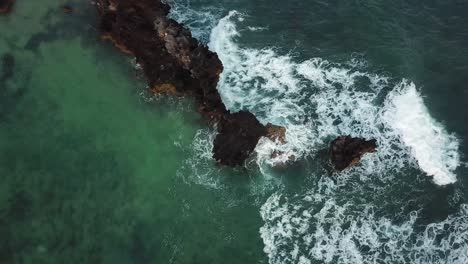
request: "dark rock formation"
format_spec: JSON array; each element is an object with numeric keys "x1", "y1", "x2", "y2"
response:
[
  {"x1": 0, "y1": 0, "x2": 14, "y2": 14},
  {"x1": 330, "y1": 136, "x2": 377, "y2": 171},
  {"x1": 213, "y1": 111, "x2": 267, "y2": 166},
  {"x1": 63, "y1": 5, "x2": 73, "y2": 14},
  {"x1": 95, "y1": 0, "x2": 285, "y2": 166},
  {"x1": 96, "y1": 0, "x2": 226, "y2": 117}
]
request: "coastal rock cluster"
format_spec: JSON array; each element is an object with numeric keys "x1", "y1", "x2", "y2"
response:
[
  {"x1": 94, "y1": 0, "x2": 377, "y2": 169},
  {"x1": 95, "y1": 0, "x2": 284, "y2": 166},
  {"x1": 0, "y1": 0, "x2": 14, "y2": 14}
]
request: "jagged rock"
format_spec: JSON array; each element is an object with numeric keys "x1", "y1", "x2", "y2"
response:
[
  {"x1": 96, "y1": 0, "x2": 226, "y2": 117},
  {"x1": 0, "y1": 0, "x2": 14, "y2": 14},
  {"x1": 213, "y1": 111, "x2": 267, "y2": 166},
  {"x1": 330, "y1": 136, "x2": 377, "y2": 171},
  {"x1": 95, "y1": 0, "x2": 286, "y2": 167},
  {"x1": 266, "y1": 123, "x2": 286, "y2": 143},
  {"x1": 63, "y1": 5, "x2": 73, "y2": 14}
]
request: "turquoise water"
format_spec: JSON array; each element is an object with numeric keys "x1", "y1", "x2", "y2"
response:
[{"x1": 1, "y1": 0, "x2": 468, "y2": 263}]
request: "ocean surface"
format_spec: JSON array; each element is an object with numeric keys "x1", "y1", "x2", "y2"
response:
[{"x1": 1, "y1": 0, "x2": 468, "y2": 263}]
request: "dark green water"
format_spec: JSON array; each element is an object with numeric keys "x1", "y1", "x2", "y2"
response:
[{"x1": 1, "y1": 0, "x2": 468, "y2": 263}]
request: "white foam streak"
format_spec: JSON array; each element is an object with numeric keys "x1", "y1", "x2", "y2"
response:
[
  {"x1": 383, "y1": 82, "x2": 460, "y2": 185},
  {"x1": 261, "y1": 192, "x2": 468, "y2": 264},
  {"x1": 176, "y1": 128, "x2": 224, "y2": 189}
]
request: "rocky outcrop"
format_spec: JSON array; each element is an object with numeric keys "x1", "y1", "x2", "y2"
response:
[
  {"x1": 266, "y1": 123, "x2": 286, "y2": 143},
  {"x1": 96, "y1": 0, "x2": 226, "y2": 117},
  {"x1": 330, "y1": 136, "x2": 377, "y2": 171},
  {"x1": 63, "y1": 5, "x2": 73, "y2": 14},
  {"x1": 0, "y1": 0, "x2": 14, "y2": 14},
  {"x1": 213, "y1": 111, "x2": 267, "y2": 166},
  {"x1": 95, "y1": 0, "x2": 285, "y2": 166}
]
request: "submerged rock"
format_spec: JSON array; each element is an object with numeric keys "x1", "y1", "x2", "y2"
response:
[
  {"x1": 95, "y1": 0, "x2": 285, "y2": 166},
  {"x1": 0, "y1": 0, "x2": 14, "y2": 14},
  {"x1": 1, "y1": 53, "x2": 14, "y2": 82},
  {"x1": 63, "y1": 5, "x2": 73, "y2": 14},
  {"x1": 330, "y1": 136, "x2": 377, "y2": 171}
]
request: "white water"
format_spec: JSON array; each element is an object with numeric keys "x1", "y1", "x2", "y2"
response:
[
  {"x1": 260, "y1": 189, "x2": 468, "y2": 264},
  {"x1": 383, "y1": 82, "x2": 460, "y2": 185},
  {"x1": 167, "y1": 4, "x2": 466, "y2": 264},
  {"x1": 208, "y1": 11, "x2": 460, "y2": 185},
  {"x1": 167, "y1": 1, "x2": 222, "y2": 43}
]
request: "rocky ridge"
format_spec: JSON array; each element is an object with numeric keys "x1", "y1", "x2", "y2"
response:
[
  {"x1": 95, "y1": 0, "x2": 285, "y2": 166},
  {"x1": 94, "y1": 0, "x2": 377, "y2": 170}
]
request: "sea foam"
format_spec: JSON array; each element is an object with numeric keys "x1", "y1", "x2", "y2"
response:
[
  {"x1": 209, "y1": 11, "x2": 460, "y2": 185},
  {"x1": 260, "y1": 190, "x2": 468, "y2": 264},
  {"x1": 166, "y1": 4, "x2": 466, "y2": 264}
]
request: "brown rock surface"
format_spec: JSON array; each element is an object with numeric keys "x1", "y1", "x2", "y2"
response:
[
  {"x1": 0, "y1": 0, "x2": 14, "y2": 14},
  {"x1": 266, "y1": 123, "x2": 286, "y2": 143},
  {"x1": 63, "y1": 5, "x2": 73, "y2": 14},
  {"x1": 213, "y1": 111, "x2": 268, "y2": 166},
  {"x1": 330, "y1": 136, "x2": 377, "y2": 171},
  {"x1": 95, "y1": 0, "x2": 285, "y2": 166}
]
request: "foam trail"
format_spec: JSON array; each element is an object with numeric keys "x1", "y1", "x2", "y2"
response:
[
  {"x1": 176, "y1": 128, "x2": 224, "y2": 189},
  {"x1": 260, "y1": 191, "x2": 468, "y2": 264},
  {"x1": 383, "y1": 81, "x2": 460, "y2": 185}
]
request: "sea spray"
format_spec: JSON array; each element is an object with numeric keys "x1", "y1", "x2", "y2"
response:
[{"x1": 383, "y1": 81, "x2": 460, "y2": 185}]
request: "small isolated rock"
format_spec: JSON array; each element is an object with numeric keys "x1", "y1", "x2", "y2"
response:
[
  {"x1": 63, "y1": 5, "x2": 73, "y2": 14},
  {"x1": 330, "y1": 136, "x2": 377, "y2": 171}
]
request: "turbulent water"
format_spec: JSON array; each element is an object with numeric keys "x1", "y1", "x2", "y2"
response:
[
  {"x1": 170, "y1": 1, "x2": 468, "y2": 263},
  {"x1": 1, "y1": 0, "x2": 468, "y2": 263}
]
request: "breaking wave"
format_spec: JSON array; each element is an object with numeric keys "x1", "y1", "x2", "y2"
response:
[
  {"x1": 167, "y1": 4, "x2": 466, "y2": 264},
  {"x1": 208, "y1": 11, "x2": 460, "y2": 185},
  {"x1": 383, "y1": 82, "x2": 460, "y2": 185}
]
